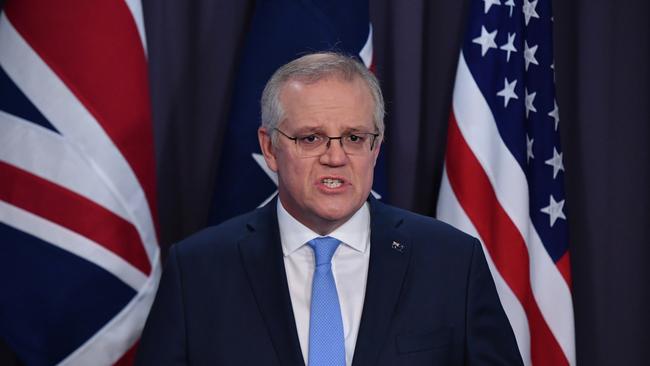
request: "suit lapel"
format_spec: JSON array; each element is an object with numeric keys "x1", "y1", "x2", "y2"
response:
[
  {"x1": 238, "y1": 202, "x2": 305, "y2": 366},
  {"x1": 352, "y1": 198, "x2": 412, "y2": 366}
]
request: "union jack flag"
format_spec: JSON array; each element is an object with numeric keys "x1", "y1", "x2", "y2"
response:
[
  {"x1": 0, "y1": 0, "x2": 160, "y2": 364},
  {"x1": 436, "y1": 0, "x2": 575, "y2": 364}
]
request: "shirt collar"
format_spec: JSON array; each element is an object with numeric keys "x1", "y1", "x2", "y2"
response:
[{"x1": 277, "y1": 198, "x2": 370, "y2": 256}]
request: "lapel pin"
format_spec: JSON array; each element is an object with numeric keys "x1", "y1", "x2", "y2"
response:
[{"x1": 391, "y1": 241, "x2": 405, "y2": 253}]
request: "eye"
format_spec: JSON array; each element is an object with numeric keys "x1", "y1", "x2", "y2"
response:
[
  {"x1": 346, "y1": 134, "x2": 365, "y2": 144},
  {"x1": 298, "y1": 134, "x2": 322, "y2": 144}
]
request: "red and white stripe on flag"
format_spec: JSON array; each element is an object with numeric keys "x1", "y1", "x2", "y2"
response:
[
  {"x1": 0, "y1": 0, "x2": 160, "y2": 364},
  {"x1": 436, "y1": 0, "x2": 575, "y2": 365}
]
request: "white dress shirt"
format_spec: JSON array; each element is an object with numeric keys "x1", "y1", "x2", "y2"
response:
[{"x1": 277, "y1": 199, "x2": 371, "y2": 366}]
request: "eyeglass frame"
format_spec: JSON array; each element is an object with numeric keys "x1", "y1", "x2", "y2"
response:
[{"x1": 273, "y1": 128, "x2": 381, "y2": 156}]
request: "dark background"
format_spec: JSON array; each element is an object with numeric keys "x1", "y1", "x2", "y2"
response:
[{"x1": 1, "y1": 0, "x2": 648, "y2": 365}]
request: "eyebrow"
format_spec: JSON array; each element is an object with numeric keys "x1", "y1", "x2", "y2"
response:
[
  {"x1": 346, "y1": 125, "x2": 374, "y2": 132},
  {"x1": 290, "y1": 125, "x2": 321, "y2": 134},
  {"x1": 289, "y1": 124, "x2": 374, "y2": 135}
]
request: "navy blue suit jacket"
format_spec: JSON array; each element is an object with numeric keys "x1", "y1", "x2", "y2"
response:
[{"x1": 136, "y1": 198, "x2": 523, "y2": 365}]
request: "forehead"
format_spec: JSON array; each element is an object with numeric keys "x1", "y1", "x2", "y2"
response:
[{"x1": 278, "y1": 76, "x2": 375, "y2": 132}]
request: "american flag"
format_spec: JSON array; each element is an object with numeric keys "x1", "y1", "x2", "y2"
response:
[
  {"x1": 0, "y1": 0, "x2": 160, "y2": 364},
  {"x1": 436, "y1": 0, "x2": 575, "y2": 365}
]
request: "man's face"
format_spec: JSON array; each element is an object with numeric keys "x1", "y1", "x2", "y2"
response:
[{"x1": 258, "y1": 76, "x2": 381, "y2": 234}]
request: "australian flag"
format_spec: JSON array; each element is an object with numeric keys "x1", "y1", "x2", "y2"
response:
[{"x1": 209, "y1": 0, "x2": 387, "y2": 224}]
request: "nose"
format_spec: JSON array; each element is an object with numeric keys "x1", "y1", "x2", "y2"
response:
[{"x1": 320, "y1": 138, "x2": 348, "y2": 166}]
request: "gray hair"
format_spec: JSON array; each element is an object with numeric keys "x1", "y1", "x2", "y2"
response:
[{"x1": 261, "y1": 52, "x2": 385, "y2": 145}]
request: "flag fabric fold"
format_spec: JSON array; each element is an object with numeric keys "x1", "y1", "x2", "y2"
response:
[
  {"x1": 436, "y1": 0, "x2": 575, "y2": 365},
  {"x1": 0, "y1": 0, "x2": 160, "y2": 364},
  {"x1": 209, "y1": 0, "x2": 387, "y2": 225}
]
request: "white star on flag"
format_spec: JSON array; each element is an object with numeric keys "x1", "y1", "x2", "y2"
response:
[
  {"x1": 525, "y1": 88, "x2": 537, "y2": 118},
  {"x1": 551, "y1": 62, "x2": 557, "y2": 81},
  {"x1": 548, "y1": 99, "x2": 560, "y2": 130},
  {"x1": 496, "y1": 78, "x2": 518, "y2": 107},
  {"x1": 524, "y1": 41, "x2": 539, "y2": 71},
  {"x1": 252, "y1": 153, "x2": 279, "y2": 207},
  {"x1": 472, "y1": 26, "x2": 498, "y2": 56},
  {"x1": 500, "y1": 32, "x2": 517, "y2": 62},
  {"x1": 505, "y1": 0, "x2": 515, "y2": 17},
  {"x1": 526, "y1": 135, "x2": 535, "y2": 163},
  {"x1": 483, "y1": 0, "x2": 501, "y2": 14},
  {"x1": 540, "y1": 195, "x2": 566, "y2": 227},
  {"x1": 523, "y1": 0, "x2": 540, "y2": 25},
  {"x1": 545, "y1": 147, "x2": 565, "y2": 179}
]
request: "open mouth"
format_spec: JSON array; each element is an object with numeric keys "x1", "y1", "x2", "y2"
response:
[{"x1": 322, "y1": 177, "x2": 343, "y2": 189}]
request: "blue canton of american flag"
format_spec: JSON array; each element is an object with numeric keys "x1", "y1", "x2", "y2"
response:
[{"x1": 436, "y1": 0, "x2": 575, "y2": 365}]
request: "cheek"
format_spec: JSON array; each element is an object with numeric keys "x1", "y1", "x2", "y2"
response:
[
  {"x1": 280, "y1": 160, "x2": 312, "y2": 189},
  {"x1": 357, "y1": 159, "x2": 376, "y2": 183}
]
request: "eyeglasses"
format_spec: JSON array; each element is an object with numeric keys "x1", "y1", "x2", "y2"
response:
[{"x1": 274, "y1": 128, "x2": 380, "y2": 157}]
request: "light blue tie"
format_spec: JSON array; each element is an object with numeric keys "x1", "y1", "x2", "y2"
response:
[{"x1": 307, "y1": 236, "x2": 345, "y2": 366}]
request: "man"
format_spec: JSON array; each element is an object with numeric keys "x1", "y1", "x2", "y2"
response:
[{"x1": 136, "y1": 53, "x2": 523, "y2": 365}]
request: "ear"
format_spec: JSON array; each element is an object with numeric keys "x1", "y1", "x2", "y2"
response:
[{"x1": 258, "y1": 127, "x2": 279, "y2": 172}]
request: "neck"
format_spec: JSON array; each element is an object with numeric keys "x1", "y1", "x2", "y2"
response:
[{"x1": 297, "y1": 211, "x2": 348, "y2": 237}]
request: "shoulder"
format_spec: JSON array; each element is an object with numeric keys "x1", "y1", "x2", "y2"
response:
[
  {"x1": 375, "y1": 200, "x2": 477, "y2": 244},
  {"x1": 170, "y1": 206, "x2": 266, "y2": 259},
  {"x1": 372, "y1": 199, "x2": 480, "y2": 258}
]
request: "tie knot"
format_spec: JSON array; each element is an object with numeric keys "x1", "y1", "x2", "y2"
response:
[{"x1": 308, "y1": 236, "x2": 340, "y2": 266}]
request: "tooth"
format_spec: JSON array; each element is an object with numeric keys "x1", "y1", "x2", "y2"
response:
[{"x1": 322, "y1": 178, "x2": 342, "y2": 188}]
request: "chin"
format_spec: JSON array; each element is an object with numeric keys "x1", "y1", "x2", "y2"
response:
[{"x1": 315, "y1": 202, "x2": 357, "y2": 222}]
